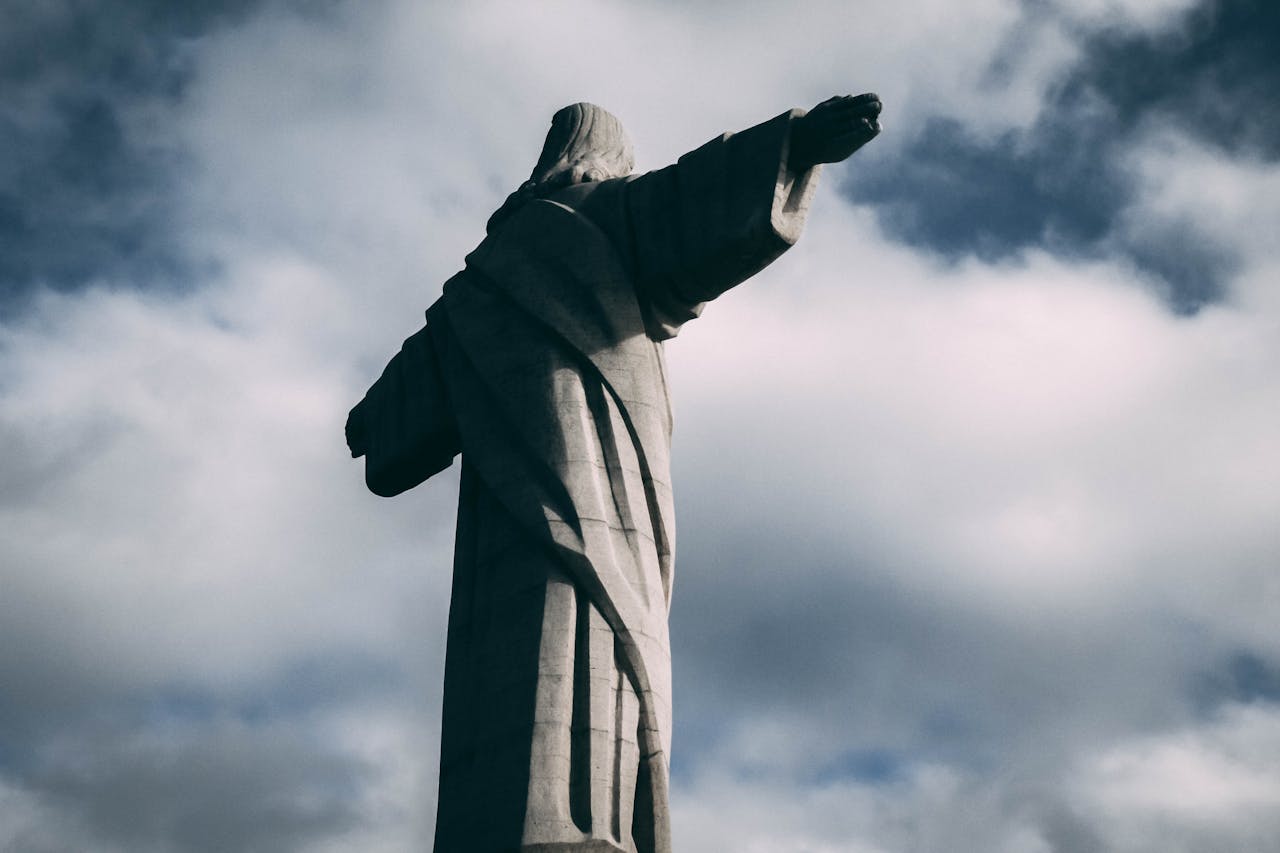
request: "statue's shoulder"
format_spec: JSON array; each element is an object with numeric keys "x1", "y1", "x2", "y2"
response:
[
  {"x1": 546, "y1": 177, "x2": 628, "y2": 214},
  {"x1": 466, "y1": 192, "x2": 624, "y2": 284},
  {"x1": 476, "y1": 185, "x2": 626, "y2": 259},
  {"x1": 545, "y1": 178, "x2": 633, "y2": 250}
]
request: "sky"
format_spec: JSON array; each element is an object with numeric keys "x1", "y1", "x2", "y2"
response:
[{"x1": 1, "y1": 0, "x2": 1278, "y2": 850}]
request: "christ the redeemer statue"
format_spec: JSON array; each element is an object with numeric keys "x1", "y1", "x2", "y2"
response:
[{"x1": 346, "y1": 93, "x2": 882, "y2": 853}]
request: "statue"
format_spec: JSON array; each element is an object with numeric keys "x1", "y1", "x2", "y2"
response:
[{"x1": 346, "y1": 93, "x2": 882, "y2": 853}]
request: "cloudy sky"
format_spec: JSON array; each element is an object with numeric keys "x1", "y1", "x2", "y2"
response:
[{"x1": 2, "y1": 0, "x2": 1278, "y2": 850}]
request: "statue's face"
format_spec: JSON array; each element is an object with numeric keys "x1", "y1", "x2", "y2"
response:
[
  {"x1": 565, "y1": 153, "x2": 632, "y2": 185},
  {"x1": 532, "y1": 151, "x2": 632, "y2": 194}
]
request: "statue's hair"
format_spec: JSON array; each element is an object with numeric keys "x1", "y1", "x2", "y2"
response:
[
  {"x1": 487, "y1": 103, "x2": 634, "y2": 233},
  {"x1": 530, "y1": 102, "x2": 634, "y2": 185}
]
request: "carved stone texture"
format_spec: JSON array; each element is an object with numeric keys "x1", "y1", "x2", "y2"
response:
[{"x1": 348, "y1": 95, "x2": 879, "y2": 853}]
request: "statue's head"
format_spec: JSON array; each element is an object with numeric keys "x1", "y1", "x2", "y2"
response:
[
  {"x1": 529, "y1": 102, "x2": 635, "y2": 189},
  {"x1": 487, "y1": 103, "x2": 634, "y2": 234}
]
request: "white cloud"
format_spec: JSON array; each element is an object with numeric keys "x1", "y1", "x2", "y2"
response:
[
  {"x1": 1067, "y1": 704, "x2": 1280, "y2": 851},
  {"x1": 1124, "y1": 129, "x2": 1280, "y2": 310},
  {"x1": 670, "y1": 194, "x2": 1280, "y2": 616},
  {"x1": 0, "y1": 271, "x2": 455, "y2": 684},
  {"x1": 668, "y1": 705, "x2": 1280, "y2": 852},
  {"x1": 672, "y1": 756, "x2": 1058, "y2": 853}
]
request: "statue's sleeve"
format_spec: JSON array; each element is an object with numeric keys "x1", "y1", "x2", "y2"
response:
[
  {"x1": 612, "y1": 109, "x2": 821, "y2": 340},
  {"x1": 346, "y1": 299, "x2": 461, "y2": 497}
]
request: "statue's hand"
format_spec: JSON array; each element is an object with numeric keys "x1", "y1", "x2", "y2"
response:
[
  {"x1": 789, "y1": 93, "x2": 882, "y2": 172},
  {"x1": 346, "y1": 401, "x2": 369, "y2": 458}
]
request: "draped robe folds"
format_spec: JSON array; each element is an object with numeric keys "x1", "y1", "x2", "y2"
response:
[{"x1": 347, "y1": 110, "x2": 819, "y2": 853}]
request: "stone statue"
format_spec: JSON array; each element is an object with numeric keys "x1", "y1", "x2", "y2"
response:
[{"x1": 346, "y1": 93, "x2": 882, "y2": 853}]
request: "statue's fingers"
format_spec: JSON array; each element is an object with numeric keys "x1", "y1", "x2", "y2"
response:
[
  {"x1": 838, "y1": 113, "x2": 881, "y2": 133},
  {"x1": 830, "y1": 119, "x2": 880, "y2": 145},
  {"x1": 827, "y1": 96, "x2": 881, "y2": 120},
  {"x1": 849, "y1": 97, "x2": 882, "y2": 118},
  {"x1": 825, "y1": 94, "x2": 861, "y2": 107},
  {"x1": 814, "y1": 94, "x2": 852, "y2": 112},
  {"x1": 822, "y1": 92, "x2": 879, "y2": 108}
]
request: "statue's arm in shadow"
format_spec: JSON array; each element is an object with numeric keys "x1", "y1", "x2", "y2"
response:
[{"x1": 568, "y1": 93, "x2": 882, "y2": 341}]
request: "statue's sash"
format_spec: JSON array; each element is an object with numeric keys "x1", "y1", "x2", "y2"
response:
[
  {"x1": 462, "y1": 198, "x2": 672, "y2": 447},
  {"x1": 454, "y1": 197, "x2": 674, "y2": 567}
]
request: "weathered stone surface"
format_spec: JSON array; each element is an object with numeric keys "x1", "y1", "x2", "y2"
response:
[{"x1": 348, "y1": 95, "x2": 881, "y2": 852}]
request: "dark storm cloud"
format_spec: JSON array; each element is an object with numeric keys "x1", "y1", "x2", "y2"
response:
[
  {"x1": 811, "y1": 748, "x2": 907, "y2": 785},
  {"x1": 845, "y1": 0, "x2": 1280, "y2": 313},
  {"x1": 0, "y1": 1, "x2": 271, "y2": 313},
  {"x1": 32, "y1": 721, "x2": 370, "y2": 853},
  {"x1": 1076, "y1": 0, "x2": 1280, "y2": 160},
  {"x1": 1192, "y1": 650, "x2": 1280, "y2": 713}
]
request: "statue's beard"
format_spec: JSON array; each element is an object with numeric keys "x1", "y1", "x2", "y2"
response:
[{"x1": 533, "y1": 154, "x2": 632, "y2": 190}]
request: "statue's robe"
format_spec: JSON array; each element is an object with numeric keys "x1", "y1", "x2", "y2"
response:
[{"x1": 348, "y1": 111, "x2": 819, "y2": 853}]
